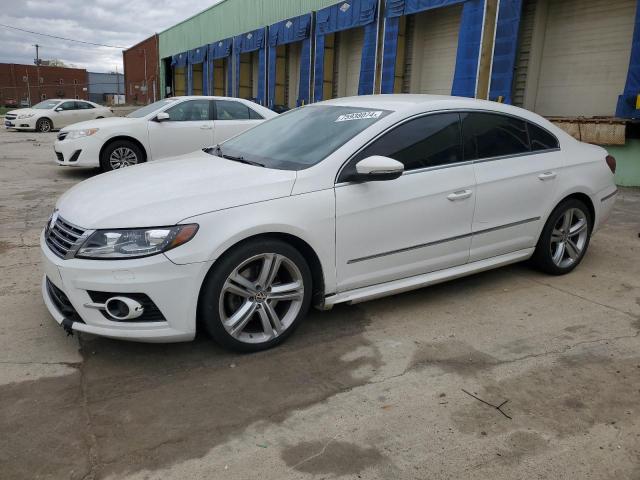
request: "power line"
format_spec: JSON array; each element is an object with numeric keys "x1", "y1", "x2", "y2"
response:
[{"x1": 0, "y1": 23, "x2": 127, "y2": 49}]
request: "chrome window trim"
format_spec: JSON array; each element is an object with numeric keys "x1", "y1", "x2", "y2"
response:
[
  {"x1": 347, "y1": 216, "x2": 541, "y2": 264},
  {"x1": 334, "y1": 108, "x2": 561, "y2": 185}
]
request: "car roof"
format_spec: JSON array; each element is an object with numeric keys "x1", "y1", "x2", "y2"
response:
[{"x1": 315, "y1": 94, "x2": 554, "y2": 126}]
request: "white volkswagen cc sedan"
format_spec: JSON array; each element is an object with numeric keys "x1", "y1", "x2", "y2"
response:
[
  {"x1": 5, "y1": 99, "x2": 113, "y2": 132},
  {"x1": 41, "y1": 95, "x2": 618, "y2": 352},
  {"x1": 53, "y1": 96, "x2": 276, "y2": 171}
]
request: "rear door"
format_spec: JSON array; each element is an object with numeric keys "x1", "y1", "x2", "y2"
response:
[
  {"x1": 147, "y1": 99, "x2": 215, "y2": 160},
  {"x1": 212, "y1": 99, "x2": 263, "y2": 144},
  {"x1": 75, "y1": 101, "x2": 98, "y2": 122},
  {"x1": 465, "y1": 112, "x2": 562, "y2": 261}
]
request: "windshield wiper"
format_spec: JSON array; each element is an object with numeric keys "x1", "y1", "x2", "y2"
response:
[{"x1": 205, "y1": 144, "x2": 265, "y2": 167}]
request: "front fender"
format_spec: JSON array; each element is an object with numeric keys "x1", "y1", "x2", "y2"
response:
[{"x1": 164, "y1": 189, "x2": 337, "y2": 294}]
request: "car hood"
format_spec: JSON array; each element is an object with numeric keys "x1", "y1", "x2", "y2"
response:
[
  {"x1": 56, "y1": 150, "x2": 297, "y2": 229},
  {"x1": 60, "y1": 116, "x2": 132, "y2": 132},
  {"x1": 6, "y1": 108, "x2": 35, "y2": 116}
]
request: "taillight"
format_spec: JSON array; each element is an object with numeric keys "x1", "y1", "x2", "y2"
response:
[{"x1": 605, "y1": 155, "x2": 617, "y2": 174}]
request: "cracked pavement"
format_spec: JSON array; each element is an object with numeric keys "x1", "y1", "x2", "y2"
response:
[{"x1": 1, "y1": 127, "x2": 639, "y2": 479}]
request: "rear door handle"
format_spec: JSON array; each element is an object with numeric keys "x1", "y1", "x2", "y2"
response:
[
  {"x1": 538, "y1": 171, "x2": 557, "y2": 181},
  {"x1": 200, "y1": 124, "x2": 213, "y2": 130},
  {"x1": 447, "y1": 189, "x2": 473, "y2": 201}
]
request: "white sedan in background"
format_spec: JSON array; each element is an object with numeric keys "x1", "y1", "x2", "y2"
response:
[
  {"x1": 5, "y1": 99, "x2": 113, "y2": 132},
  {"x1": 41, "y1": 95, "x2": 617, "y2": 352},
  {"x1": 53, "y1": 96, "x2": 276, "y2": 171}
]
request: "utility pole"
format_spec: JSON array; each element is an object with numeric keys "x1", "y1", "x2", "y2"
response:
[
  {"x1": 143, "y1": 48, "x2": 148, "y2": 104},
  {"x1": 116, "y1": 64, "x2": 121, "y2": 103},
  {"x1": 34, "y1": 44, "x2": 41, "y2": 102}
]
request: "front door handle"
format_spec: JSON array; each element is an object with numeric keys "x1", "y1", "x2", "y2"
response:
[
  {"x1": 538, "y1": 171, "x2": 557, "y2": 181},
  {"x1": 447, "y1": 189, "x2": 473, "y2": 201},
  {"x1": 200, "y1": 124, "x2": 213, "y2": 130}
]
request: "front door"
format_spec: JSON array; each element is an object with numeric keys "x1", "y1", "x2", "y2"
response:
[
  {"x1": 53, "y1": 101, "x2": 79, "y2": 128},
  {"x1": 335, "y1": 113, "x2": 476, "y2": 292},
  {"x1": 461, "y1": 112, "x2": 561, "y2": 261},
  {"x1": 147, "y1": 99, "x2": 215, "y2": 160}
]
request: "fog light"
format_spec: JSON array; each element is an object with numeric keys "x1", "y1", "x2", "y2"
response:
[{"x1": 104, "y1": 296, "x2": 144, "y2": 321}]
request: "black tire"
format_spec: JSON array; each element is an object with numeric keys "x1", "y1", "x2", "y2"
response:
[
  {"x1": 36, "y1": 118, "x2": 52, "y2": 133},
  {"x1": 531, "y1": 198, "x2": 592, "y2": 275},
  {"x1": 100, "y1": 140, "x2": 145, "y2": 172},
  {"x1": 199, "y1": 239, "x2": 313, "y2": 353}
]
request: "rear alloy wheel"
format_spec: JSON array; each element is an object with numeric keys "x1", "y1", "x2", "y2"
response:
[
  {"x1": 532, "y1": 199, "x2": 592, "y2": 275},
  {"x1": 200, "y1": 239, "x2": 312, "y2": 352},
  {"x1": 36, "y1": 118, "x2": 52, "y2": 133},
  {"x1": 100, "y1": 140, "x2": 144, "y2": 171}
]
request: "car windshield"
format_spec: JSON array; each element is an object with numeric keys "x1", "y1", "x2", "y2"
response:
[
  {"x1": 32, "y1": 100, "x2": 61, "y2": 110},
  {"x1": 127, "y1": 99, "x2": 179, "y2": 118},
  {"x1": 210, "y1": 105, "x2": 391, "y2": 170}
]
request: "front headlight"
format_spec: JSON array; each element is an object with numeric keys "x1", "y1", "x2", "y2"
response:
[
  {"x1": 76, "y1": 224, "x2": 199, "y2": 259},
  {"x1": 66, "y1": 128, "x2": 100, "y2": 140},
  {"x1": 17, "y1": 113, "x2": 35, "y2": 119}
]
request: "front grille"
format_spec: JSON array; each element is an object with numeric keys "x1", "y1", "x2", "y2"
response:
[
  {"x1": 87, "y1": 291, "x2": 166, "y2": 323},
  {"x1": 57, "y1": 132, "x2": 68, "y2": 141},
  {"x1": 5, "y1": 113, "x2": 17, "y2": 121},
  {"x1": 46, "y1": 277, "x2": 84, "y2": 323},
  {"x1": 45, "y1": 215, "x2": 87, "y2": 259},
  {"x1": 55, "y1": 151, "x2": 64, "y2": 162}
]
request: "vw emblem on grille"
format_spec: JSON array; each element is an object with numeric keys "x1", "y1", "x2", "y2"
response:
[
  {"x1": 286, "y1": 21, "x2": 293, "y2": 28},
  {"x1": 49, "y1": 211, "x2": 59, "y2": 231},
  {"x1": 340, "y1": 2, "x2": 351, "y2": 12},
  {"x1": 247, "y1": 33, "x2": 253, "y2": 39}
]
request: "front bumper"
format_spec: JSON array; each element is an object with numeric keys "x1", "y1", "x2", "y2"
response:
[
  {"x1": 40, "y1": 231, "x2": 213, "y2": 342},
  {"x1": 5, "y1": 116, "x2": 36, "y2": 130},
  {"x1": 54, "y1": 135, "x2": 102, "y2": 167}
]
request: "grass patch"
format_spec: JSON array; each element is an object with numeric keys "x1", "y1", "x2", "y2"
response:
[{"x1": 0, "y1": 106, "x2": 12, "y2": 116}]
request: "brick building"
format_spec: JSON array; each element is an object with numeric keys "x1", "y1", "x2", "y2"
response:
[
  {"x1": 0, "y1": 63, "x2": 88, "y2": 107},
  {"x1": 123, "y1": 34, "x2": 160, "y2": 105}
]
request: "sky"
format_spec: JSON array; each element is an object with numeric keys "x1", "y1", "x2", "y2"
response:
[{"x1": 0, "y1": 0, "x2": 222, "y2": 73}]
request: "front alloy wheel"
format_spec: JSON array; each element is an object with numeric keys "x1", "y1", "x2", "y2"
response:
[
  {"x1": 100, "y1": 140, "x2": 144, "y2": 172},
  {"x1": 109, "y1": 147, "x2": 138, "y2": 169},
  {"x1": 200, "y1": 239, "x2": 312, "y2": 352}
]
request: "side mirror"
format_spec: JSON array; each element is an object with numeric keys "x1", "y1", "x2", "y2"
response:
[
  {"x1": 54, "y1": 107, "x2": 63, "y2": 112},
  {"x1": 155, "y1": 112, "x2": 170, "y2": 122},
  {"x1": 351, "y1": 156, "x2": 404, "y2": 182}
]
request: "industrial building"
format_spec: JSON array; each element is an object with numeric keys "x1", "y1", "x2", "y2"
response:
[
  {"x1": 87, "y1": 72, "x2": 124, "y2": 105},
  {"x1": 123, "y1": 34, "x2": 160, "y2": 104},
  {"x1": 0, "y1": 63, "x2": 88, "y2": 107},
  {"x1": 139, "y1": 0, "x2": 639, "y2": 184}
]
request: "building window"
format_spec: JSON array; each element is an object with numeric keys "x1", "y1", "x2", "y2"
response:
[
  {"x1": 41, "y1": 93, "x2": 47, "y2": 100},
  {"x1": 39, "y1": 77, "x2": 44, "y2": 84},
  {"x1": 75, "y1": 95, "x2": 79, "y2": 99},
  {"x1": 73, "y1": 79, "x2": 78, "y2": 85},
  {"x1": 59, "y1": 78, "x2": 64, "y2": 85}
]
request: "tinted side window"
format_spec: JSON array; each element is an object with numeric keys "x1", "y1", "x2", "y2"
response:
[
  {"x1": 165, "y1": 100, "x2": 212, "y2": 121},
  {"x1": 528, "y1": 122, "x2": 559, "y2": 151},
  {"x1": 349, "y1": 113, "x2": 463, "y2": 174},
  {"x1": 76, "y1": 101, "x2": 94, "y2": 109},
  {"x1": 248, "y1": 108, "x2": 263, "y2": 120},
  {"x1": 462, "y1": 112, "x2": 529, "y2": 160},
  {"x1": 216, "y1": 100, "x2": 250, "y2": 120},
  {"x1": 60, "y1": 101, "x2": 76, "y2": 110}
]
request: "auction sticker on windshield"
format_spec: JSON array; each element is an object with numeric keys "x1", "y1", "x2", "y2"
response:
[{"x1": 335, "y1": 111, "x2": 383, "y2": 122}]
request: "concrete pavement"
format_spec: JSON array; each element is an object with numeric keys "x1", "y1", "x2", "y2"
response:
[{"x1": 0, "y1": 127, "x2": 639, "y2": 479}]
